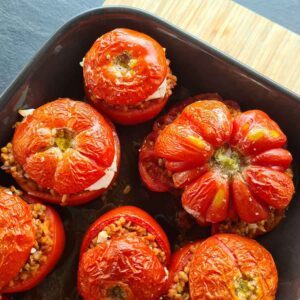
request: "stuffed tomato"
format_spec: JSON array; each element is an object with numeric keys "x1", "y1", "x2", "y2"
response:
[
  {"x1": 78, "y1": 206, "x2": 170, "y2": 300},
  {"x1": 0, "y1": 186, "x2": 65, "y2": 294},
  {"x1": 139, "y1": 93, "x2": 294, "y2": 237},
  {"x1": 1, "y1": 98, "x2": 120, "y2": 206},
  {"x1": 166, "y1": 234, "x2": 277, "y2": 299},
  {"x1": 82, "y1": 28, "x2": 177, "y2": 125}
]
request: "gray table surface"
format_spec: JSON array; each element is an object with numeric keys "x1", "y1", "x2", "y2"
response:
[{"x1": 0, "y1": 0, "x2": 299, "y2": 95}]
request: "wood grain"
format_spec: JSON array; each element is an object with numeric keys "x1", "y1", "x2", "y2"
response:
[{"x1": 104, "y1": 0, "x2": 300, "y2": 95}]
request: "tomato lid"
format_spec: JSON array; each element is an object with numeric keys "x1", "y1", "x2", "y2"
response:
[
  {"x1": 0, "y1": 188, "x2": 35, "y2": 290},
  {"x1": 83, "y1": 28, "x2": 168, "y2": 105},
  {"x1": 12, "y1": 99, "x2": 116, "y2": 195}
]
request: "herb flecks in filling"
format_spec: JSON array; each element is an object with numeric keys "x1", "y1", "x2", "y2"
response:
[
  {"x1": 213, "y1": 146, "x2": 242, "y2": 178},
  {"x1": 233, "y1": 273, "x2": 259, "y2": 300},
  {"x1": 89, "y1": 216, "x2": 166, "y2": 264},
  {"x1": 107, "y1": 285, "x2": 127, "y2": 300},
  {"x1": 54, "y1": 128, "x2": 75, "y2": 152}
]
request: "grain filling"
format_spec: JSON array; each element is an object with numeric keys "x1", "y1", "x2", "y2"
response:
[
  {"x1": 89, "y1": 216, "x2": 166, "y2": 264},
  {"x1": 6, "y1": 200, "x2": 53, "y2": 287}
]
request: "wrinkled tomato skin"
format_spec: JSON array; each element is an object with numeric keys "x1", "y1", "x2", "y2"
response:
[
  {"x1": 243, "y1": 166, "x2": 295, "y2": 209},
  {"x1": 11, "y1": 98, "x2": 120, "y2": 205},
  {"x1": 189, "y1": 234, "x2": 278, "y2": 299},
  {"x1": 91, "y1": 94, "x2": 169, "y2": 125},
  {"x1": 80, "y1": 206, "x2": 170, "y2": 265},
  {"x1": 2, "y1": 195, "x2": 65, "y2": 293},
  {"x1": 83, "y1": 28, "x2": 167, "y2": 106},
  {"x1": 83, "y1": 28, "x2": 171, "y2": 125},
  {"x1": 78, "y1": 237, "x2": 168, "y2": 300},
  {"x1": 0, "y1": 188, "x2": 35, "y2": 291}
]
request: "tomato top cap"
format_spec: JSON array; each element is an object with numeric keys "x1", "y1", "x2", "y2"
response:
[
  {"x1": 0, "y1": 188, "x2": 35, "y2": 290},
  {"x1": 83, "y1": 28, "x2": 168, "y2": 105},
  {"x1": 12, "y1": 98, "x2": 117, "y2": 195}
]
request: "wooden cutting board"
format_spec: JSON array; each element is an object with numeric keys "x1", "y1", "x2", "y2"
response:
[{"x1": 104, "y1": 0, "x2": 300, "y2": 96}]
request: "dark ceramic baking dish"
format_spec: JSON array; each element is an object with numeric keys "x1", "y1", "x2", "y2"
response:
[{"x1": 1, "y1": 6, "x2": 300, "y2": 300}]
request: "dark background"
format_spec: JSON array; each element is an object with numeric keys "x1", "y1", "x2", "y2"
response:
[{"x1": 0, "y1": 0, "x2": 299, "y2": 95}]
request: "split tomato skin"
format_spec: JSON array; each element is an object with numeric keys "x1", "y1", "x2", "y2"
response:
[
  {"x1": 11, "y1": 98, "x2": 120, "y2": 205},
  {"x1": 78, "y1": 236, "x2": 168, "y2": 300},
  {"x1": 80, "y1": 206, "x2": 170, "y2": 264},
  {"x1": 0, "y1": 188, "x2": 35, "y2": 291},
  {"x1": 139, "y1": 94, "x2": 295, "y2": 232},
  {"x1": 189, "y1": 234, "x2": 278, "y2": 299}
]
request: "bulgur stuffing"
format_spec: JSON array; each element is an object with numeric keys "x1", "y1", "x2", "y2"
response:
[
  {"x1": 96, "y1": 62, "x2": 177, "y2": 112},
  {"x1": 216, "y1": 208, "x2": 285, "y2": 238},
  {"x1": 7, "y1": 202, "x2": 53, "y2": 287},
  {"x1": 167, "y1": 244, "x2": 198, "y2": 300},
  {"x1": 89, "y1": 216, "x2": 166, "y2": 264},
  {"x1": 1, "y1": 143, "x2": 68, "y2": 204},
  {"x1": 233, "y1": 274, "x2": 259, "y2": 300},
  {"x1": 122, "y1": 185, "x2": 131, "y2": 195}
]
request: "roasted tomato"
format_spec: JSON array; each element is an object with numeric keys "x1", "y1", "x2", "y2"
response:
[
  {"x1": 139, "y1": 93, "x2": 295, "y2": 237},
  {"x1": 83, "y1": 28, "x2": 177, "y2": 125},
  {"x1": 1, "y1": 98, "x2": 120, "y2": 206},
  {"x1": 166, "y1": 241, "x2": 203, "y2": 299},
  {"x1": 189, "y1": 234, "x2": 277, "y2": 299},
  {"x1": 78, "y1": 206, "x2": 170, "y2": 300},
  {"x1": 0, "y1": 187, "x2": 65, "y2": 294}
]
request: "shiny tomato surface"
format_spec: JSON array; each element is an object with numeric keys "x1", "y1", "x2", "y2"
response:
[
  {"x1": 2, "y1": 195, "x2": 65, "y2": 293},
  {"x1": 12, "y1": 98, "x2": 120, "y2": 205},
  {"x1": 84, "y1": 28, "x2": 167, "y2": 106},
  {"x1": 83, "y1": 28, "x2": 174, "y2": 125},
  {"x1": 78, "y1": 206, "x2": 170, "y2": 300},
  {"x1": 0, "y1": 188, "x2": 35, "y2": 290},
  {"x1": 189, "y1": 234, "x2": 278, "y2": 299},
  {"x1": 139, "y1": 94, "x2": 294, "y2": 228},
  {"x1": 80, "y1": 206, "x2": 170, "y2": 263}
]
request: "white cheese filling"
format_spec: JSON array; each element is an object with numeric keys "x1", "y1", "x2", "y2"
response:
[
  {"x1": 79, "y1": 57, "x2": 85, "y2": 67},
  {"x1": 85, "y1": 147, "x2": 118, "y2": 191},
  {"x1": 145, "y1": 78, "x2": 167, "y2": 101},
  {"x1": 18, "y1": 108, "x2": 35, "y2": 117}
]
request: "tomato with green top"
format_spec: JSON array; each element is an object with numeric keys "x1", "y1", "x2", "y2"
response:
[{"x1": 139, "y1": 93, "x2": 294, "y2": 237}]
